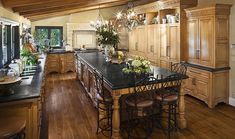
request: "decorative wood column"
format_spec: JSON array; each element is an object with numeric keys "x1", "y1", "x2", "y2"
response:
[
  {"x1": 178, "y1": 81, "x2": 187, "y2": 129},
  {"x1": 112, "y1": 90, "x2": 121, "y2": 139}
]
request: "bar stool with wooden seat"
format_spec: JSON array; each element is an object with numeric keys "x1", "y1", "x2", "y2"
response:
[
  {"x1": 154, "y1": 62, "x2": 187, "y2": 138},
  {"x1": 0, "y1": 116, "x2": 26, "y2": 139},
  {"x1": 93, "y1": 70, "x2": 113, "y2": 138},
  {"x1": 124, "y1": 75, "x2": 156, "y2": 139}
]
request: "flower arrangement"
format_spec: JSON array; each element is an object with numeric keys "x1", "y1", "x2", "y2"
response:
[
  {"x1": 122, "y1": 56, "x2": 151, "y2": 74},
  {"x1": 94, "y1": 23, "x2": 120, "y2": 47}
]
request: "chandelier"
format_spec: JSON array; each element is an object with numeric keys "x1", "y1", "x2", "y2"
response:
[
  {"x1": 90, "y1": 5, "x2": 109, "y2": 28},
  {"x1": 115, "y1": 1, "x2": 139, "y2": 31}
]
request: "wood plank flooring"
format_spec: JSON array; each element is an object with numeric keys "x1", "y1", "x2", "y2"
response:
[{"x1": 41, "y1": 73, "x2": 235, "y2": 139}]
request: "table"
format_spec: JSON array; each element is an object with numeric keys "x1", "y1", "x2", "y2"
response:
[{"x1": 76, "y1": 52, "x2": 188, "y2": 139}]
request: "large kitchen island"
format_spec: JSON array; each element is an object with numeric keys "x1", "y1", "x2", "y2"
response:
[{"x1": 76, "y1": 52, "x2": 188, "y2": 139}]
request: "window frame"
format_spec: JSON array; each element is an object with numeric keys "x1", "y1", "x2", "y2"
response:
[
  {"x1": 0, "y1": 22, "x2": 20, "y2": 68},
  {"x1": 35, "y1": 26, "x2": 63, "y2": 48}
]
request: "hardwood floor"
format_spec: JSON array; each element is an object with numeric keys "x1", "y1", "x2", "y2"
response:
[{"x1": 41, "y1": 73, "x2": 235, "y2": 139}]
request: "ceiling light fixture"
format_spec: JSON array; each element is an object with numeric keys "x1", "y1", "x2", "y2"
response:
[
  {"x1": 115, "y1": 1, "x2": 139, "y2": 31},
  {"x1": 90, "y1": 4, "x2": 105, "y2": 28}
]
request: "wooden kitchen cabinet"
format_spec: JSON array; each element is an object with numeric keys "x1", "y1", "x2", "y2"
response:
[
  {"x1": 147, "y1": 24, "x2": 160, "y2": 66},
  {"x1": 187, "y1": 18, "x2": 199, "y2": 64},
  {"x1": 76, "y1": 56, "x2": 97, "y2": 107},
  {"x1": 46, "y1": 53, "x2": 75, "y2": 75},
  {"x1": 159, "y1": 24, "x2": 180, "y2": 61},
  {"x1": 136, "y1": 26, "x2": 147, "y2": 56},
  {"x1": 185, "y1": 4, "x2": 231, "y2": 68},
  {"x1": 128, "y1": 28, "x2": 137, "y2": 52},
  {"x1": 168, "y1": 24, "x2": 180, "y2": 62},
  {"x1": 46, "y1": 54, "x2": 60, "y2": 74},
  {"x1": 185, "y1": 66, "x2": 229, "y2": 108},
  {"x1": 159, "y1": 24, "x2": 168, "y2": 60}
]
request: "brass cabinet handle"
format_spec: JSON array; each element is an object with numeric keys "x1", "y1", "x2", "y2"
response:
[
  {"x1": 192, "y1": 78, "x2": 196, "y2": 85},
  {"x1": 135, "y1": 42, "x2": 138, "y2": 50},
  {"x1": 169, "y1": 46, "x2": 171, "y2": 57},
  {"x1": 189, "y1": 70, "x2": 201, "y2": 75},
  {"x1": 197, "y1": 50, "x2": 200, "y2": 59},
  {"x1": 195, "y1": 50, "x2": 200, "y2": 59},
  {"x1": 150, "y1": 45, "x2": 154, "y2": 52},
  {"x1": 166, "y1": 46, "x2": 168, "y2": 56},
  {"x1": 166, "y1": 46, "x2": 170, "y2": 57}
]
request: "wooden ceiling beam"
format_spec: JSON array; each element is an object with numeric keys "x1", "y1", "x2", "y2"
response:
[
  {"x1": 1, "y1": 0, "x2": 73, "y2": 8},
  {"x1": 27, "y1": 3, "x2": 122, "y2": 21},
  {"x1": 12, "y1": 0, "x2": 94, "y2": 13},
  {"x1": 21, "y1": 0, "x2": 129, "y2": 17}
]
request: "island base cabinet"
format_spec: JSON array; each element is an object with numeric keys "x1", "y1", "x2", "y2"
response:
[
  {"x1": 46, "y1": 53, "x2": 75, "y2": 75},
  {"x1": 0, "y1": 99, "x2": 41, "y2": 139},
  {"x1": 184, "y1": 67, "x2": 229, "y2": 108}
]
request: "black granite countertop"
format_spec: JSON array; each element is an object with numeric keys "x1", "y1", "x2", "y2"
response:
[
  {"x1": 77, "y1": 52, "x2": 186, "y2": 90},
  {"x1": 185, "y1": 62, "x2": 230, "y2": 72},
  {"x1": 47, "y1": 49, "x2": 74, "y2": 54},
  {"x1": 0, "y1": 55, "x2": 46, "y2": 103}
]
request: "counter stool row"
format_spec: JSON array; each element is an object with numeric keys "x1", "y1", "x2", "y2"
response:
[{"x1": 93, "y1": 62, "x2": 187, "y2": 139}]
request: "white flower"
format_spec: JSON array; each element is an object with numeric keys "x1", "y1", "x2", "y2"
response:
[{"x1": 131, "y1": 60, "x2": 142, "y2": 67}]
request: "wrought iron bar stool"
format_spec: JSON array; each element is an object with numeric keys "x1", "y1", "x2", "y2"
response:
[
  {"x1": 154, "y1": 62, "x2": 187, "y2": 138},
  {"x1": 0, "y1": 116, "x2": 26, "y2": 139},
  {"x1": 124, "y1": 75, "x2": 157, "y2": 139},
  {"x1": 93, "y1": 70, "x2": 113, "y2": 138}
]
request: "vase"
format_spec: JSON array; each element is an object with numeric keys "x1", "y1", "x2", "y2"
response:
[{"x1": 104, "y1": 44, "x2": 113, "y2": 62}]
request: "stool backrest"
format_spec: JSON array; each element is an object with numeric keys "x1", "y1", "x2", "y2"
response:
[
  {"x1": 128, "y1": 75, "x2": 157, "y2": 107},
  {"x1": 93, "y1": 70, "x2": 106, "y2": 101},
  {"x1": 171, "y1": 62, "x2": 187, "y2": 76}
]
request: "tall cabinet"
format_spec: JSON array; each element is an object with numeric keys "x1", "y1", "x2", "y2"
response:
[
  {"x1": 128, "y1": 0, "x2": 198, "y2": 69},
  {"x1": 185, "y1": 4, "x2": 231, "y2": 108}
]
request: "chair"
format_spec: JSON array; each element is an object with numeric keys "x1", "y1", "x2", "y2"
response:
[
  {"x1": 154, "y1": 62, "x2": 187, "y2": 138},
  {"x1": 93, "y1": 70, "x2": 113, "y2": 138},
  {"x1": 0, "y1": 116, "x2": 26, "y2": 139},
  {"x1": 124, "y1": 75, "x2": 156, "y2": 139}
]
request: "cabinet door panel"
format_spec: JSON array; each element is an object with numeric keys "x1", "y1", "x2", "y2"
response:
[
  {"x1": 147, "y1": 25, "x2": 159, "y2": 61},
  {"x1": 137, "y1": 26, "x2": 147, "y2": 53},
  {"x1": 184, "y1": 76, "x2": 194, "y2": 95},
  {"x1": 196, "y1": 78, "x2": 209, "y2": 100},
  {"x1": 129, "y1": 29, "x2": 136, "y2": 51},
  {"x1": 199, "y1": 17, "x2": 214, "y2": 67},
  {"x1": 169, "y1": 24, "x2": 180, "y2": 61},
  {"x1": 147, "y1": 26, "x2": 155, "y2": 54},
  {"x1": 160, "y1": 25, "x2": 168, "y2": 58},
  {"x1": 187, "y1": 19, "x2": 199, "y2": 64}
]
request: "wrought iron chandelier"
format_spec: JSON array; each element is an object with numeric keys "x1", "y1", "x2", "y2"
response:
[{"x1": 115, "y1": 1, "x2": 139, "y2": 31}]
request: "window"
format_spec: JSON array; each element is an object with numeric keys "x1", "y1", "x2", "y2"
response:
[
  {"x1": 2, "y1": 25, "x2": 8, "y2": 65},
  {"x1": 0, "y1": 23, "x2": 20, "y2": 68},
  {"x1": 35, "y1": 26, "x2": 63, "y2": 48}
]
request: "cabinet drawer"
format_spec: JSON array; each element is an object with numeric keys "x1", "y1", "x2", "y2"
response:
[
  {"x1": 187, "y1": 67, "x2": 210, "y2": 79},
  {"x1": 195, "y1": 78, "x2": 209, "y2": 99}
]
